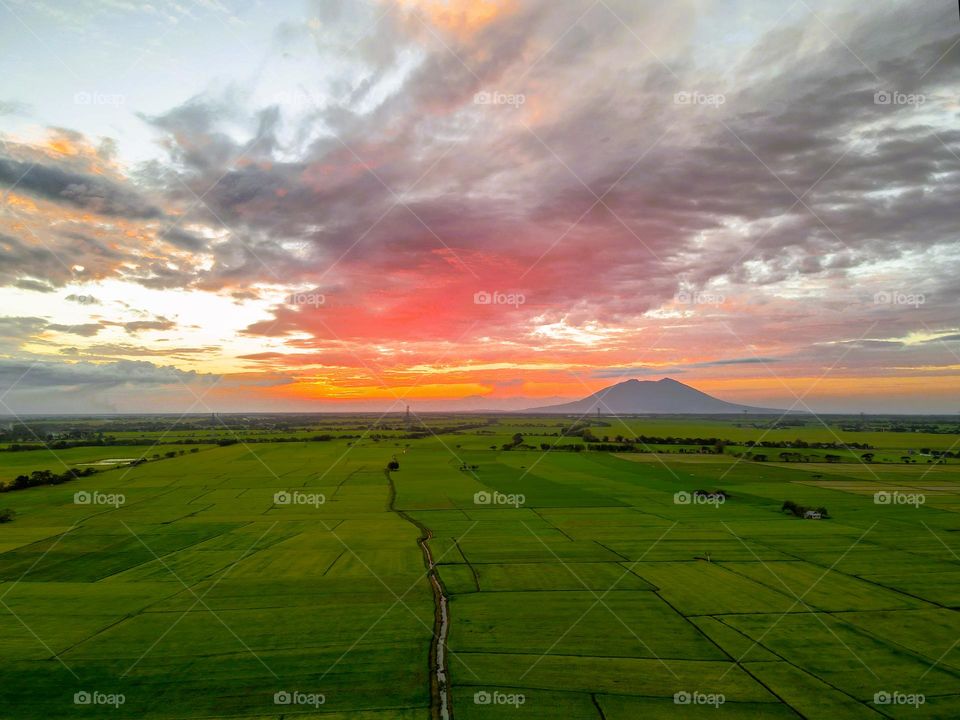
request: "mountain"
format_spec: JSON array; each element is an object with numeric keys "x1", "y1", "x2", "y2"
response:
[{"x1": 525, "y1": 378, "x2": 783, "y2": 414}]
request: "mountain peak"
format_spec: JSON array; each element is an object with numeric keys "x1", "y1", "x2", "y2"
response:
[{"x1": 525, "y1": 378, "x2": 782, "y2": 414}]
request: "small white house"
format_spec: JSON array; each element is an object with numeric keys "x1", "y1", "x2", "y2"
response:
[{"x1": 804, "y1": 510, "x2": 822, "y2": 520}]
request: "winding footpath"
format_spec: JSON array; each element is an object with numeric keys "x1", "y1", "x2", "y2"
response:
[{"x1": 385, "y1": 468, "x2": 452, "y2": 720}]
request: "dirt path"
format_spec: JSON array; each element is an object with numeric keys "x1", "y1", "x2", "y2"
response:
[{"x1": 385, "y1": 468, "x2": 452, "y2": 720}]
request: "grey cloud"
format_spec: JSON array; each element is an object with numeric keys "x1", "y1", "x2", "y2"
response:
[
  {"x1": 14, "y1": 278, "x2": 55, "y2": 293},
  {"x1": 0, "y1": 229, "x2": 140, "y2": 290},
  {"x1": 0, "y1": 157, "x2": 161, "y2": 218},
  {"x1": 123, "y1": 319, "x2": 176, "y2": 333},
  {"x1": 0, "y1": 358, "x2": 218, "y2": 390},
  {"x1": 46, "y1": 323, "x2": 104, "y2": 337},
  {"x1": 159, "y1": 227, "x2": 207, "y2": 251},
  {"x1": 79, "y1": 343, "x2": 218, "y2": 357},
  {"x1": 0, "y1": 0, "x2": 957, "y2": 351},
  {"x1": 0, "y1": 316, "x2": 48, "y2": 342}
]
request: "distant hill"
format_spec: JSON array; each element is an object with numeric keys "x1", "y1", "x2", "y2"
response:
[{"x1": 525, "y1": 378, "x2": 783, "y2": 414}]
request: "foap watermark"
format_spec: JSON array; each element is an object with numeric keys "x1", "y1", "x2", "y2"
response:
[
  {"x1": 874, "y1": 90, "x2": 925, "y2": 108},
  {"x1": 474, "y1": 490, "x2": 525, "y2": 508},
  {"x1": 674, "y1": 91, "x2": 725, "y2": 108},
  {"x1": 474, "y1": 290, "x2": 525, "y2": 308},
  {"x1": 274, "y1": 690, "x2": 325, "y2": 708},
  {"x1": 73, "y1": 91, "x2": 125, "y2": 107},
  {"x1": 474, "y1": 90, "x2": 525, "y2": 108},
  {"x1": 274, "y1": 490, "x2": 326, "y2": 508},
  {"x1": 873, "y1": 290, "x2": 924, "y2": 308},
  {"x1": 676, "y1": 288, "x2": 725, "y2": 306},
  {"x1": 674, "y1": 490, "x2": 725, "y2": 508},
  {"x1": 674, "y1": 690, "x2": 725, "y2": 708},
  {"x1": 473, "y1": 690, "x2": 525, "y2": 708},
  {"x1": 874, "y1": 490, "x2": 925, "y2": 508},
  {"x1": 74, "y1": 490, "x2": 125, "y2": 508},
  {"x1": 873, "y1": 690, "x2": 925, "y2": 708},
  {"x1": 286, "y1": 291, "x2": 325, "y2": 308},
  {"x1": 74, "y1": 691, "x2": 125, "y2": 708}
]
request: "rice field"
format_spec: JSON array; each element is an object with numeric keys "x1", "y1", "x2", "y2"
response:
[{"x1": 0, "y1": 416, "x2": 958, "y2": 718}]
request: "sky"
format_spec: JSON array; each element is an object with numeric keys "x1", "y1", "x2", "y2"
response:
[{"x1": 0, "y1": 0, "x2": 958, "y2": 415}]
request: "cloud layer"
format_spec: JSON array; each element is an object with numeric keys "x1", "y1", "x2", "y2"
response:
[{"x1": 0, "y1": 0, "x2": 958, "y2": 412}]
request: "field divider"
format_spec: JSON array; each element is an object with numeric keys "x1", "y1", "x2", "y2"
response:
[
  {"x1": 718, "y1": 521, "x2": 881, "y2": 683},
  {"x1": 713, "y1": 614, "x2": 887, "y2": 715},
  {"x1": 520, "y1": 520, "x2": 681, "y2": 681},
  {"x1": 648, "y1": 567, "x2": 806, "y2": 715},
  {"x1": 451, "y1": 537, "x2": 481, "y2": 593}
]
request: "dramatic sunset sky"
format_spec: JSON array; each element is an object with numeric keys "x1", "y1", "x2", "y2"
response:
[{"x1": 0, "y1": 0, "x2": 958, "y2": 414}]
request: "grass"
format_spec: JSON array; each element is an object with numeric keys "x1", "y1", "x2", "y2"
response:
[{"x1": 0, "y1": 414, "x2": 958, "y2": 718}]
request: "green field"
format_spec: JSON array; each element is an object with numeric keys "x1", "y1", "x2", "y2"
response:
[{"x1": 0, "y1": 415, "x2": 958, "y2": 718}]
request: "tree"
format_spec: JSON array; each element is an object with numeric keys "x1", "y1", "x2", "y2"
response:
[
  {"x1": 11, "y1": 475, "x2": 30, "y2": 491},
  {"x1": 781, "y1": 499, "x2": 828, "y2": 519},
  {"x1": 387, "y1": 460, "x2": 400, "y2": 471}
]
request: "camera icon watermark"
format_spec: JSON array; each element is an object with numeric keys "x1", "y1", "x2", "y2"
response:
[
  {"x1": 873, "y1": 90, "x2": 925, "y2": 107},
  {"x1": 273, "y1": 690, "x2": 325, "y2": 708},
  {"x1": 74, "y1": 690, "x2": 125, "y2": 708},
  {"x1": 872, "y1": 290, "x2": 924, "y2": 308},
  {"x1": 674, "y1": 91, "x2": 725, "y2": 108},
  {"x1": 74, "y1": 490, "x2": 125, "y2": 508},
  {"x1": 873, "y1": 490, "x2": 925, "y2": 508},
  {"x1": 473, "y1": 290, "x2": 525, "y2": 308},
  {"x1": 274, "y1": 490, "x2": 326, "y2": 508},
  {"x1": 673, "y1": 690, "x2": 725, "y2": 707},
  {"x1": 873, "y1": 690, "x2": 925, "y2": 708},
  {"x1": 473, "y1": 690, "x2": 525, "y2": 707},
  {"x1": 473, "y1": 490, "x2": 526, "y2": 508},
  {"x1": 474, "y1": 90, "x2": 525, "y2": 108}
]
